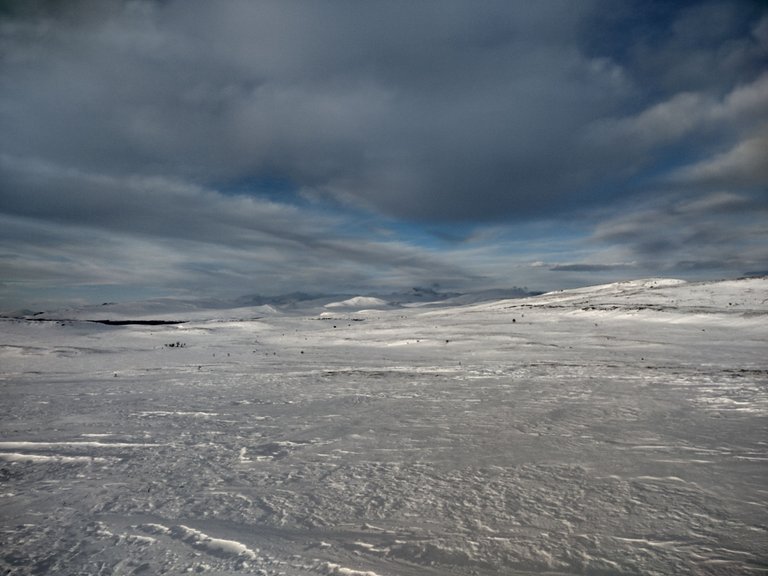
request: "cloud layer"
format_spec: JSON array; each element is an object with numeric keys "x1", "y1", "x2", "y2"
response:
[{"x1": 1, "y1": 0, "x2": 766, "y2": 308}]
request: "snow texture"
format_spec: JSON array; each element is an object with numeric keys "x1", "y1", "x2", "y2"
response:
[
  {"x1": 1, "y1": 278, "x2": 766, "y2": 575},
  {"x1": 325, "y1": 297, "x2": 391, "y2": 310}
]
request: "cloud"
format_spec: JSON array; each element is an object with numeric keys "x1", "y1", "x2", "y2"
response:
[
  {"x1": 0, "y1": 0, "x2": 686, "y2": 221},
  {"x1": 584, "y1": 72, "x2": 768, "y2": 173},
  {"x1": 0, "y1": 1, "x2": 766, "y2": 307},
  {"x1": 548, "y1": 263, "x2": 635, "y2": 273},
  {"x1": 670, "y1": 128, "x2": 768, "y2": 188},
  {"x1": 589, "y1": 190, "x2": 768, "y2": 276},
  {"x1": 619, "y1": 1, "x2": 768, "y2": 94},
  {"x1": 0, "y1": 155, "x2": 484, "y2": 306}
]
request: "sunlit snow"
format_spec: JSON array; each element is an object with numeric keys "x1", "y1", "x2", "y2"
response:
[{"x1": 1, "y1": 278, "x2": 766, "y2": 575}]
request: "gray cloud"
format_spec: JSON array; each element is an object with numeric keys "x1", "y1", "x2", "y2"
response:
[
  {"x1": 1, "y1": 0, "x2": 766, "y2": 307},
  {"x1": 0, "y1": 156, "x2": 483, "y2": 308},
  {"x1": 7, "y1": 0, "x2": 762, "y2": 222},
  {"x1": 589, "y1": 190, "x2": 768, "y2": 276},
  {"x1": 583, "y1": 72, "x2": 768, "y2": 186},
  {"x1": 620, "y1": 2, "x2": 767, "y2": 94},
  {"x1": 670, "y1": 127, "x2": 768, "y2": 188},
  {"x1": 549, "y1": 263, "x2": 635, "y2": 273}
]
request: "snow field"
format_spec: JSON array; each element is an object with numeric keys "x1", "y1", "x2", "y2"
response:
[{"x1": 0, "y1": 278, "x2": 766, "y2": 574}]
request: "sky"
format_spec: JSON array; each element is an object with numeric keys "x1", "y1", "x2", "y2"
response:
[{"x1": 1, "y1": 0, "x2": 767, "y2": 311}]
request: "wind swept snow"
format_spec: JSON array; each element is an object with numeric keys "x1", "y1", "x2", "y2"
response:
[{"x1": 1, "y1": 277, "x2": 766, "y2": 575}]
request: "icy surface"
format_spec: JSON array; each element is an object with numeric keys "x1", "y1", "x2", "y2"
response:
[{"x1": 1, "y1": 278, "x2": 767, "y2": 575}]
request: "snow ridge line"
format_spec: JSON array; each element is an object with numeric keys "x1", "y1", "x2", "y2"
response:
[
  {"x1": 320, "y1": 561, "x2": 382, "y2": 576},
  {"x1": 138, "y1": 523, "x2": 259, "y2": 561}
]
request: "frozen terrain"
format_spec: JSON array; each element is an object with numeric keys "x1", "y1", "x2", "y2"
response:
[{"x1": 1, "y1": 278, "x2": 766, "y2": 575}]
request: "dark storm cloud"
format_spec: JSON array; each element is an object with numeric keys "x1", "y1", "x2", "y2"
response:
[
  {"x1": 5, "y1": 0, "x2": 762, "y2": 222},
  {"x1": 0, "y1": 0, "x2": 600, "y2": 220},
  {"x1": 1, "y1": 0, "x2": 767, "y2": 306}
]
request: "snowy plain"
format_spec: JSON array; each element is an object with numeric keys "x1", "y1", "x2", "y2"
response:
[{"x1": 1, "y1": 278, "x2": 766, "y2": 575}]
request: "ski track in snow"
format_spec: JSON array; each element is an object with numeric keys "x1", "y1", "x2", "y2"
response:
[{"x1": 0, "y1": 278, "x2": 767, "y2": 575}]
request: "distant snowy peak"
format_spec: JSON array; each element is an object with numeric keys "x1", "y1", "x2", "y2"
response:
[{"x1": 325, "y1": 296, "x2": 392, "y2": 309}]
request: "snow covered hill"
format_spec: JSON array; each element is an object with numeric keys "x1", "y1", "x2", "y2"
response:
[
  {"x1": 1, "y1": 277, "x2": 766, "y2": 575},
  {"x1": 509, "y1": 277, "x2": 768, "y2": 314},
  {"x1": 324, "y1": 296, "x2": 393, "y2": 310}
]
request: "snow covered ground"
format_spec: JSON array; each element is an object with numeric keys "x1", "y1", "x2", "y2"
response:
[{"x1": 1, "y1": 278, "x2": 766, "y2": 575}]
